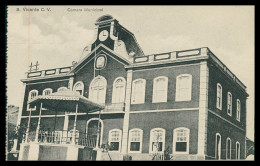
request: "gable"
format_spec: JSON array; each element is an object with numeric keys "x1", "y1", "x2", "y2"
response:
[{"x1": 70, "y1": 44, "x2": 130, "y2": 73}]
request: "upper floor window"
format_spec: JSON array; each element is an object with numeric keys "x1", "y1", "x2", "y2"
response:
[
  {"x1": 128, "y1": 128, "x2": 143, "y2": 153},
  {"x1": 43, "y1": 88, "x2": 52, "y2": 96},
  {"x1": 73, "y1": 81, "x2": 84, "y2": 95},
  {"x1": 57, "y1": 87, "x2": 67, "y2": 92},
  {"x1": 236, "y1": 99, "x2": 241, "y2": 121},
  {"x1": 175, "y1": 74, "x2": 192, "y2": 101},
  {"x1": 131, "y1": 79, "x2": 146, "y2": 104},
  {"x1": 152, "y1": 76, "x2": 168, "y2": 103},
  {"x1": 89, "y1": 76, "x2": 107, "y2": 104},
  {"x1": 108, "y1": 129, "x2": 122, "y2": 152},
  {"x1": 27, "y1": 90, "x2": 38, "y2": 111},
  {"x1": 227, "y1": 92, "x2": 232, "y2": 116},
  {"x1": 226, "y1": 137, "x2": 231, "y2": 160},
  {"x1": 215, "y1": 133, "x2": 221, "y2": 160},
  {"x1": 112, "y1": 77, "x2": 126, "y2": 103},
  {"x1": 149, "y1": 128, "x2": 165, "y2": 153},
  {"x1": 216, "y1": 83, "x2": 222, "y2": 110},
  {"x1": 173, "y1": 127, "x2": 190, "y2": 154},
  {"x1": 236, "y1": 142, "x2": 240, "y2": 160}
]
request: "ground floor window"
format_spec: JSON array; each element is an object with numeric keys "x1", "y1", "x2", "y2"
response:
[
  {"x1": 236, "y1": 141, "x2": 240, "y2": 160},
  {"x1": 149, "y1": 128, "x2": 165, "y2": 153},
  {"x1": 216, "y1": 133, "x2": 221, "y2": 160},
  {"x1": 109, "y1": 129, "x2": 122, "y2": 151},
  {"x1": 173, "y1": 127, "x2": 190, "y2": 154},
  {"x1": 128, "y1": 128, "x2": 143, "y2": 153}
]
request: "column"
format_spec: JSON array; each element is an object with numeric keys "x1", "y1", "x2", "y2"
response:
[
  {"x1": 197, "y1": 61, "x2": 209, "y2": 156},
  {"x1": 35, "y1": 102, "x2": 43, "y2": 142},
  {"x1": 25, "y1": 108, "x2": 32, "y2": 143},
  {"x1": 68, "y1": 77, "x2": 74, "y2": 90},
  {"x1": 121, "y1": 69, "x2": 133, "y2": 154},
  {"x1": 71, "y1": 103, "x2": 78, "y2": 145}
]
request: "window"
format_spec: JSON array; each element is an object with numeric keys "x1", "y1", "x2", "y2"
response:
[
  {"x1": 227, "y1": 92, "x2": 232, "y2": 116},
  {"x1": 215, "y1": 133, "x2": 221, "y2": 160},
  {"x1": 57, "y1": 87, "x2": 67, "y2": 92},
  {"x1": 112, "y1": 77, "x2": 126, "y2": 103},
  {"x1": 173, "y1": 127, "x2": 190, "y2": 154},
  {"x1": 131, "y1": 79, "x2": 146, "y2": 104},
  {"x1": 226, "y1": 137, "x2": 231, "y2": 160},
  {"x1": 236, "y1": 142, "x2": 240, "y2": 160},
  {"x1": 89, "y1": 76, "x2": 107, "y2": 104},
  {"x1": 43, "y1": 88, "x2": 52, "y2": 96},
  {"x1": 108, "y1": 129, "x2": 122, "y2": 151},
  {"x1": 128, "y1": 128, "x2": 143, "y2": 153},
  {"x1": 149, "y1": 128, "x2": 165, "y2": 153},
  {"x1": 27, "y1": 90, "x2": 38, "y2": 111},
  {"x1": 236, "y1": 99, "x2": 241, "y2": 121},
  {"x1": 153, "y1": 76, "x2": 168, "y2": 103},
  {"x1": 216, "y1": 83, "x2": 222, "y2": 110},
  {"x1": 176, "y1": 74, "x2": 192, "y2": 101},
  {"x1": 73, "y1": 81, "x2": 84, "y2": 95}
]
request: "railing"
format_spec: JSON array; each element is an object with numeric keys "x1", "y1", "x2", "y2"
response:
[
  {"x1": 27, "y1": 66, "x2": 73, "y2": 78},
  {"x1": 22, "y1": 130, "x2": 97, "y2": 148},
  {"x1": 103, "y1": 103, "x2": 125, "y2": 112}
]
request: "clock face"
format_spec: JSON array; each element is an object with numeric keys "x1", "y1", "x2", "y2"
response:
[{"x1": 99, "y1": 30, "x2": 109, "y2": 41}]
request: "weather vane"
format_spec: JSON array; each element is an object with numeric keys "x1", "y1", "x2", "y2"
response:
[{"x1": 28, "y1": 61, "x2": 40, "y2": 72}]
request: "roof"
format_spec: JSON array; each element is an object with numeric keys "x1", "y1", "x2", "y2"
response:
[{"x1": 29, "y1": 89, "x2": 104, "y2": 113}]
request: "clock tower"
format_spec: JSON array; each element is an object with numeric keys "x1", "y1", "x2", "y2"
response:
[{"x1": 81, "y1": 15, "x2": 144, "y2": 62}]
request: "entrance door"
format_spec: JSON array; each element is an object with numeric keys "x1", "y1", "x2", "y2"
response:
[{"x1": 87, "y1": 120, "x2": 102, "y2": 148}]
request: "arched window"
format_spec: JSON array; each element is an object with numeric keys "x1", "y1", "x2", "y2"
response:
[
  {"x1": 236, "y1": 142, "x2": 240, "y2": 160},
  {"x1": 153, "y1": 76, "x2": 168, "y2": 103},
  {"x1": 149, "y1": 128, "x2": 165, "y2": 153},
  {"x1": 173, "y1": 127, "x2": 190, "y2": 154},
  {"x1": 216, "y1": 83, "x2": 222, "y2": 110},
  {"x1": 236, "y1": 99, "x2": 241, "y2": 121},
  {"x1": 57, "y1": 87, "x2": 67, "y2": 92},
  {"x1": 215, "y1": 133, "x2": 221, "y2": 160},
  {"x1": 73, "y1": 81, "x2": 84, "y2": 95},
  {"x1": 43, "y1": 88, "x2": 53, "y2": 96},
  {"x1": 176, "y1": 74, "x2": 192, "y2": 101},
  {"x1": 112, "y1": 77, "x2": 126, "y2": 103},
  {"x1": 27, "y1": 89, "x2": 38, "y2": 111},
  {"x1": 227, "y1": 92, "x2": 232, "y2": 116},
  {"x1": 89, "y1": 76, "x2": 107, "y2": 104},
  {"x1": 108, "y1": 129, "x2": 122, "y2": 152},
  {"x1": 128, "y1": 128, "x2": 143, "y2": 153},
  {"x1": 131, "y1": 79, "x2": 146, "y2": 104},
  {"x1": 226, "y1": 137, "x2": 232, "y2": 160}
]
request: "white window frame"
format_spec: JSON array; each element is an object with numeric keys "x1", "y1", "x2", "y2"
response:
[
  {"x1": 108, "y1": 129, "x2": 122, "y2": 152},
  {"x1": 43, "y1": 88, "x2": 53, "y2": 96},
  {"x1": 236, "y1": 99, "x2": 241, "y2": 122},
  {"x1": 73, "y1": 81, "x2": 84, "y2": 96},
  {"x1": 112, "y1": 77, "x2": 126, "y2": 104},
  {"x1": 226, "y1": 137, "x2": 232, "y2": 160},
  {"x1": 227, "y1": 92, "x2": 232, "y2": 116},
  {"x1": 131, "y1": 79, "x2": 146, "y2": 104},
  {"x1": 216, "y1": 83, "x2": 222, "y2": 110},
  {"x1": 236, "y1": 141, "x2": 240, "y2": 160},
  {"x1": 149, "y1": 128, "x2": 165, "y2": 154},
  {"x1": 152, "y1": 76, "x2": 168, "y2": 103},
  {"x1": 89, "y1": 76, "x2": 107, "y2": 104},
  {"x1": 27, "y1": 89, "x2": 38, "y2": 111},
  {"x1": 175, "y1": 74, "x2": 192, "y2": 101},
  {"x1": 57, "y1": 87, "x2": 67, "y2": 92},
  {"x1": 128, "y1": 128, "x2": 143, "y2": 153},
  {"x1": 173, "y1": 127, "x2": 190, "y2": 154},
  {"x1": 215, "y1": 133, "x2": 221, "y2": 160}
]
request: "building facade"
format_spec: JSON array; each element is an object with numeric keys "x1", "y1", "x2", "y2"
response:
[{"x1": 17, "y1": 15, "x2": 248, "y2": 160}]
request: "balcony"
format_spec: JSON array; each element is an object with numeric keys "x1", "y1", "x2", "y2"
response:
[{"x1": 102, "y1": 103, "x2": 125, "y2": 113}]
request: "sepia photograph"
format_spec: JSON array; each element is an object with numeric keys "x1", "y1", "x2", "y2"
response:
[{"x1": 6, "y1": 5, "x2": 254, "y2": 161}]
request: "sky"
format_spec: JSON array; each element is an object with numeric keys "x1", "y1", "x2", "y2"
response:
[{"x1": 6, "y1": 6, "x2": 254, "y2": 140}]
